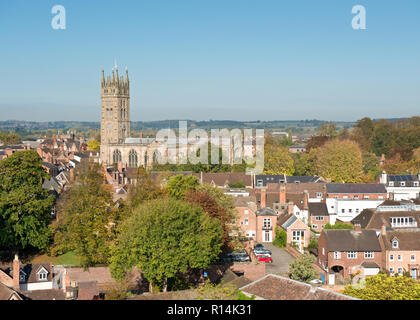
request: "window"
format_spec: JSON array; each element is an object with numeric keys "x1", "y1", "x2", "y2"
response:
[
  {"x1": 400, "y1": 182, "x2": 406, "y2": 187},
  {"x1": 355, "y1": 208, "x2": 360, "y2": 214},
  {"x1": 244, "y1": 210, "x2": 249, "y2": 215},
  {"x1": 397, "y1": 268, "x2": 403, "y2": 275},
  {"x1": 389, "y1": 267, "x2": 394, "y2": 274},
  {"x1": 364, "y1": 195, "x2": 369, "y2": 199},
  {"x1": 397, "y1": 254, "x2": 402, "y2": 261},
  {"x1": 38, "y1": 271, "x2": 48, "y2": 281},
  {"x1": 411, "y1": 255, "x2": 416, "y2": 261},
  {"x1": 244, "y1": 218, "x2": 249, "y2": 226},
  {"x1": 112, "y1": 149, "x2": 122, "y2": 163},
  {"x1": 348, "y1": 209, "x2": 352, "y2": 213},
  {"x1": 256, "y1": 180, "x2": 263, "y2": 187},
  {"x1": 389, "y1": 254, "x2": 394, "y2": 261},
  {"x1": 364, "y1": 252, "x2": 374, "y2": 259},
  {"x1": 263, "y1": 218, "x2": 271, "y2": 228},
  {"x1": 333, "y1": 196, "x2": 338, "y2": 199},
  {"x1": 389, "y1": 181, "x2": 394, "y2": 186},
  {"x1": 315, "y1": 216, "x2": 323, "y2": 221},
  {"x1": 128, "y1": 150, "x2": 138, "y2": 168},
  {"x1": 334, "y1": 251, "x2": 341, "y2": 259},
  {"x1": 312, "y1": 224, "x2": 318, "y2": 229},
  {"x1": 347, "y1": 252, "x2": 357, "y2": 259},
  {"x1": 354, "y1": 195, "x2": 359, "y2": 200},
  {"x1": 316, "y1": 192, "x2": 323, "y2": 198},
  {"x1": 414, "y1": 181, "x2": 419, "y2": 187},
  {"x1": 341, "y1": 209, "x2": 345, "y2": 213},
  {"x1": 343, "y1": 196, "x2": 349, "y2": 199},
  {"x1": 322, "y1": 248, "x2": 325, "y2": 255},
  {"x1": 392, "y1": 239, "x2": 399, "y2": 249},
  {"x1": 378, "y1": 196, "x2": 384, "y2": 199}
]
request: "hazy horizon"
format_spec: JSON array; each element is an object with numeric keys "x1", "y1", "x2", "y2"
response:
[{"x1": 1, "y1": 1, "x2": 419, "y2": 122}]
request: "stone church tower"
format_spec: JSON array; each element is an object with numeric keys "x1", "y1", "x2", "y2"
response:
[{"x1": 100, "y1": 66, "x2": 130, "y2": 162}]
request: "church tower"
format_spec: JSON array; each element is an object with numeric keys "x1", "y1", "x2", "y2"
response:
[{"x1": 100, "y1": 65, "x2": 130, "y2": 161}]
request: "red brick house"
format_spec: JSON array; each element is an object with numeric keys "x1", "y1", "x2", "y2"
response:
[
  {"x1": 309, "y1": 202, "x2": 330, "y2": 232},
  {"x1": 317, "y1": 226, "x2": 383, "y2": 285}
]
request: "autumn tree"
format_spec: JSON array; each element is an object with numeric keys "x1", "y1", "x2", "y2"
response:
[
  {"x1": 87, "y1": 139, "x2": 100, "y2": 151},
  {"x1": 185, "y1": 189, "x2": 231, "y2": 249},
  {"x1": 0, "y1": 132, "x2": 21, "y2": 145},
  {"x1": 342, "y1": 273, "x2": 420, "y2": 300},
  {"x1": 263, "y1": 144, "x2": 295, "y2": 175},
  {"x1": 50, "y1": 163, "x2": 116, "y2": 267},
  {"x1": 317, "y1": 123, "x2": 337, "y2": 138},
  {"x1": 109, "y1": 198, "x2": 223, "y2": 292},
  {"x1": 316, "y1": 139, "x2": 364, "y2": 183},
  {"x1": 0, "y1": 150, "x2": 54, "y2": 253}
]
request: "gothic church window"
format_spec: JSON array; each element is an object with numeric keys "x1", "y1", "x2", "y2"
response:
[
  {"x1": 129, "y1": 150, "x2": 138, "y2": 168},
  {"x1": 113, "y1": 149, "x2": 122, "y2": 163}
]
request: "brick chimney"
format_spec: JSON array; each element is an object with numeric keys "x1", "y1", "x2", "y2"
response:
[
  {"x1": 260, "y1": 188, "x2": 266, "y2": 208},
  {"x1": 381, "y1": 224, "x2": 387, "y2": 236},
  {"x1": 69, "y1": 168, "x2": 75, "y2": 182},
  {"x1": 140, "y1": 132, "x2": 143, "y2": 138},
  {"x1": 288, "y1": 201, "x2": 294, "y2": 214},
  {"x1": 354, "y1": 224, "x2": 362, "y2": 232},
  {"x1": 12, "y1": 254, "x2": 20, "y2": 288},
  {"x1": 303, "y1": 190, "x2": 309, "y2": 209},
  {"x1": 279, "y1": 185, "x2": 286, "y2": 203}
]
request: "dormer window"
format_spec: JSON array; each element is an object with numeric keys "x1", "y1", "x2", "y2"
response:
[
  {"x1": 389, "y1": 182, "x2": 394, "y2": 187},
  {"x1": 392, "y1": 239, "x2": 399, "y2": 249},
  {"x1": 414, "y1": 181, "x2": 419, "y2": 187},
  {"x1": 400, "y1": 182, "x2": 406, "y2": 187},
  {"x1": 38, "y1": 268, "x2": 48, "y2": 281}
]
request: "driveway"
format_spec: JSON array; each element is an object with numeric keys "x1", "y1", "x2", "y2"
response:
[{"x1": 262, "y1": 243, "x2": 295, "y2": 276}]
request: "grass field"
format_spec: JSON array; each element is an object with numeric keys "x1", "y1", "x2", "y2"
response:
[{"x1": 29, "y1": 251, "x2": 81, "y2": 266}]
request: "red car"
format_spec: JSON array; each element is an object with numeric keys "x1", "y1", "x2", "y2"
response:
[{"x1": 257, "y1": 255, "x2": 273, "y2": 263}]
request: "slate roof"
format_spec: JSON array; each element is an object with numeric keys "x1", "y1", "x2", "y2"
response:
[
  {"x1": 239, "y1": 274, "x2": 357, "y2": 300},
  {"x1": 200, "y1": 172, "x2": 253, "y2": 187},
  {"x1": 286, "y1": 193, "x2": 307, "y2": 210},
  {"x1": 255, "y1": 175, "x2": 322, "y2": 187},
  {"x1": 365, "y1": 211, "x2": 420, "y2": 230},
  {"x1": 382, "y1": 231, "x2": 420, "y2": 250},
  {"x1": 3, "y1": 263, "x2": 52, "y2": 283},
  {"x1": 77, "y1": 281, "x2": 100, "y2": 300},
  {"x1": 22, "y1": 289, "x2": 66, "y2": 300},
  {"x1": 351, "y1": 209, "x2": 374, "y2": 229},
  {"x1": 286, "y1": 182, "x2": 327, "y2": 198},
  {"x1": 308, "y1": 203, "x2": 329, "y2": 216},
  {"x1": 256, "y1": 207, "x2": 277, "y2": 216},
  {"x1": 0, "y1": 282, "x2": 23, "y2": 300},
  {"x1": 326, "y1": 183, "x2": 387, "y2": 194},
  {"x1": 322, "y1": 229, "x2": 382, "y2": 252},
  {"x1": 361, "y1": 261, "x2": 380, "y2": 269}
]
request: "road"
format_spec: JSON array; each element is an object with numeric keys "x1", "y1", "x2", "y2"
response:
[{"x1": 262, "y1": 243, "x2": 295, "y2": 276}]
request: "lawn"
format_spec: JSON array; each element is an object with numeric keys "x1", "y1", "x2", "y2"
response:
[{"x1": 29, "y1": 251, "x2": 82, "y2": 266}]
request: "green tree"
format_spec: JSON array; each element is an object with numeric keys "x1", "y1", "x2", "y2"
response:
[
  {"x1": 289, "y1": 254, "x2": 318, "y2": 283},
  {"x1": 316, "y1": 139, "x2": 364, "y2": 183},
  {"x1": 0, "y1": 150, "x2": 54, "y2": 252},
  {"x1": 165, "y1": 174, "x2": 199, "y2": 200},
  {"x1": 109, "y1": 198, "x2": 223, "y2": 292},
  {"x1": 50, "y1": 163, "x2": 115, "y2": 267},
  {"x1": 317, "y1": 123, "x2": 337, "y2": 137},
  {"x1": 127, "y1": 167, "x2": 165, "y2": 208},
  {"x1": 323, "y1": 222, "x2": 354, "y2": 230},
  {"x1": 272, "y1": 226, "x2": 287, "y2": 248},
  {"x1": 293, "y1": 148, "x2": 318, "y2": 176},
  {"x1": 342, "y1": 273, "x2": 420, "y2": 300}
]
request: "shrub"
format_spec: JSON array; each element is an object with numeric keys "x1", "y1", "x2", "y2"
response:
[{"x1": 272, "y1": 227, "x2": 287, "y2": 248}]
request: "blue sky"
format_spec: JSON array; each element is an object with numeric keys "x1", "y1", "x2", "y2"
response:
[{"x1": 0, "y1": 0, "x2": 419, "y2": 122}]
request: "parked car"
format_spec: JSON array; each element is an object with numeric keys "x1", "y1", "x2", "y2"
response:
[
  {"x1": 231, "y1": 249, "x2": 247, "y2": 256},
  {"x1": 254, "y1": 248, "x2": 272, "y2": 257},
  {"x1": 232, "y1": 254, "x2": 250, "y2": 262},
  {"x1": 254, "y1": 243, "x2": 264, "y2": 250},
  {"x1": 257, "y1": 255, "x2": 273, "y2": 263}
]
